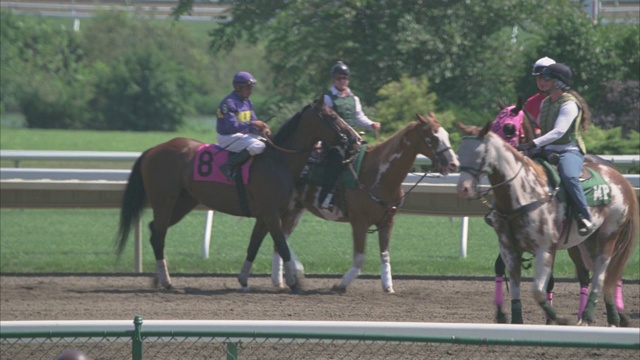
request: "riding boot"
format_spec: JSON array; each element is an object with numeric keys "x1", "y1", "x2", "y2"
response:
[
  {"x1": 578, "y1": 215, "x2": 594, "y2": 237},
  {"x1": 319, "y1": 148, "x2": 343, "y2": 209},
  {"x1": 220, "y1": 149, "x2": 251, "y2": 182}
]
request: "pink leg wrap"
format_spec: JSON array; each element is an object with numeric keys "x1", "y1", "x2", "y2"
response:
[
  {"x1": 615, "y1": 280, "x2": 624, "y2": 312},
  {"x1": 578, "y1": 286, "x2": 589, "y2": 319},
  {"x1": 494, "y1": 276, "x2": 503, "y2": 306},
  {"x1": 545, "y1": 292, "x2": 553, "y2": 320}
]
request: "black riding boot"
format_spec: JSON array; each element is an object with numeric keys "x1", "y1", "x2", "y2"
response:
[
  {"x1": 319, "y1": 148, "x2": 343, "y2": 209},
  {"x1": 220, "y1": 149, "x2": 252, "y2": 182}
]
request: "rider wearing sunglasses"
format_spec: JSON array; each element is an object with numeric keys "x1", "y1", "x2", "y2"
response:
[
  {"x1": 318, "y1": 61, "x2": 381, "y2": 210},
  {"x1": 517, "y1": 63, "x2": 594, "y2": 236}
]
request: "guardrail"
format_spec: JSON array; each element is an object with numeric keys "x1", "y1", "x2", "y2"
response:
[{"x1": 1, "y1": 317, "x2": 638, "y2": 360}]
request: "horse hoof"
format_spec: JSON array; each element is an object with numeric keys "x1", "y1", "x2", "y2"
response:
[
  {"x1": 237, "y1": 277, "x2": 248, "y2": 289},
  {"x1": 496, "y1": 310, "x2": 507, "y2": 324},
  {"x1": 289, "y1": 284, "x2": 302, "y2": 294},
  {"x1": 555, "y1": 316, "x2": 570, "y2": 326},
  {"x1": 545, "y1": 318, "x2": 553, "y2": 325},
  {"x1": 331, "y1": 284, "x2": 347, "y2": 293},
  {"x1": 619, "y1": 313, "x2": 630, "y2": 327},
  {"x1": 164, "y1": 284, "x2": 175, "y2": 291},
  {"x1": 383, "y1": 287, "x2": 395, "y2": 294}
]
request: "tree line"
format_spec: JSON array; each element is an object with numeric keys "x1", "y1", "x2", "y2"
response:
[{"x1": 1, "y1": 0, "x2": 638, "y2": 154}]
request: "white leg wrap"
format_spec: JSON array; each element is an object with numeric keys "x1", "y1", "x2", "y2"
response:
[
  {"x1": 156, "y1": 259, "x2": 171, "y2": 288},
  {"x1": 380, "y1": 251, "x2": 393, "y2": 292},
  {"x1": 238, "y1": 260, "x2": 252, "y2": 287},
  {"x1": 340, "y1": 253, "x2": 365, "y2": 288},
  {"x1": 284, "y1": 261, "x2": 297, "y2": 287},
  {"x1": 271, "y1": 253, "x2": 284, "y2": 288}
]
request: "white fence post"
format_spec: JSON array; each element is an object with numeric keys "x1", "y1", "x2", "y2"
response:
[
  {"x1": 459, "y1": 217, "x2": 468, "y2": 258},
  {"x1": 202, "y1": 210, "x2": 214, "y2": 259}
]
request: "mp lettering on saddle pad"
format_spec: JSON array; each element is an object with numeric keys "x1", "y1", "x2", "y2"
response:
[
  {"x1": 193, "y1": 144, "x2": 252, "y2": 184},
  {"x1": 591, "y1": 184, "x2": 611, "y2": 203}
]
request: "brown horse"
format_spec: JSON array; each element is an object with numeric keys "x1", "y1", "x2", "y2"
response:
[
  {"x1": 456, "y1": 121, "x2": 638, "y2": 326},
  {"x1": 264, "y1": 113, "x2": 459, "y2": 293},
  {"x1": 115, "y1": 97, "x2": 357, "y2": 293}
]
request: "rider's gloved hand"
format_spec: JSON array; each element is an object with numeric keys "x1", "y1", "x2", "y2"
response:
[{"x1": 516, "y1": 141, "x2": 536, "y2": 152}]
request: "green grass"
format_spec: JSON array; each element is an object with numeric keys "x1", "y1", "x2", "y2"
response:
[{"x1": 1, "y1": 208, "x2": 638, "y2": 279}]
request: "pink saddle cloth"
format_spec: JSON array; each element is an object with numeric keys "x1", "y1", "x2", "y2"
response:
[{"x1": 193, "y1": 144, "x2": 252, "y2": 185}]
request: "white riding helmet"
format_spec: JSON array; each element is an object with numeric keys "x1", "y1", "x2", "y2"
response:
[{"x1": 531, "y1": 56, "x2": 556, "y2": 76}]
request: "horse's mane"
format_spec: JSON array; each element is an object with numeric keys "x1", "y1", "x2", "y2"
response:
[{"x1": 272, "y1": 104, "x2": 311, "y2": 146}]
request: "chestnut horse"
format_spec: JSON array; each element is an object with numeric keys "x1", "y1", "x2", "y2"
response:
[
  {"x1": 267, "y1": 113, "x2": 459, "y2": 293},
  {"x1": 115, "y1": 97, "x2": 357, "y2": 293},
  {"x1": 456, "y1": 121, "x2": 637, "y2": 326}
]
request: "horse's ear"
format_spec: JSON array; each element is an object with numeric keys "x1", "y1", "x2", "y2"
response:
[
  {"x1": 315, "y1": 94, "x2": 326, "y2": 109},
  {"x1": 513, "y1": 96, "x2": 524, "y2": 113},
  {"x1": 415, "y1": 113, "x2": 430, "y2": 125},
  {"x1": 497, "y1": 97, "x2": 507, "y2": 110},
  {"x1": 479, "y1": 121, "x2": 492, "y2": 137},
  {"x1": 455, "y1": 120, "x2": 471, "y2": 134}
]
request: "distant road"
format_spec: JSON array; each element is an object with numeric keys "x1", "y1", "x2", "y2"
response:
[{"x1": 0, "y1": 0, "x2": 231, "y2": 22}]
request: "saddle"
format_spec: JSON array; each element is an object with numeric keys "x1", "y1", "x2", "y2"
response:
[
  {"x1": 535, "y1": 156, "x2": 612, "y2": 207},
  {"x1": 299, "y1": 144, "x2": 367, "y2": 189}
]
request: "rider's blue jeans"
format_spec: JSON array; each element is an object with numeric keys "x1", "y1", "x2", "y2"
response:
[{"x1": 548, "y1": 149, "x2": 591, "y2": 221}]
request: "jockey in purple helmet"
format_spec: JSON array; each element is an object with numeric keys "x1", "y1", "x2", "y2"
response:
[{"x1": 217, "y1": 71, "x2": 270, "y2": 181}]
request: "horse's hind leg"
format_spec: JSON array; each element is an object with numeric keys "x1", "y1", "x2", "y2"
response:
[
  {"x1": 238, "y1": 219, "x2": 269, "y2": 290},
  {"x1": 150, "y1": 193, "x2": 198, "y2": 289},
  {"x1": 271, "y1": 200, "x2": 307, "y2": 288}
]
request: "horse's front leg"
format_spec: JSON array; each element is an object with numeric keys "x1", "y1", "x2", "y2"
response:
[
  {"x1": 499, "y1": 242, "x2": 523, "y2": 324},
  {"x1": 533, "y1": 247, "x2": 570, "y2": 325},
  {"x1": 238, "y1": 219, "x2": 269, "y2": 290},
  {"x1": 333, "y1": 220, "x2": 368, "y2": 292},
  {"x1": 377, "y1": 216, "x2": 395, "y2": 293}
]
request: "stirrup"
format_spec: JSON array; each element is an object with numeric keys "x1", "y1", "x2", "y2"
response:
[
  {"x1": 220, "y1": 164, "x2": 235, "y2": 182},
  {"x1": 320, "y1": 193, "x2": 334, "y2": 209}
]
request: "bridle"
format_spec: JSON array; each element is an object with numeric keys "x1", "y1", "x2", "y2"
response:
[
  {"x1": 264, "y1": 105, "x2": 353, "y2": 154},
  {"x1": 458, "y1": 136, "x2": 525, "y2": 202}
]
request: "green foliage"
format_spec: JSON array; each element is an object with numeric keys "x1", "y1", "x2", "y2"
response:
[
  {"x1": 0, "y1": 11, "x2": 92, "y2": 127},
  {"x1": 585, "y1": 126, "x2": 640, "y2": 156},
  {"x1": 90, "y1": 49, "x2": 192, "y2": 131},
  {"x1": 374, "y1": 75, "x2": 439, "y2": 135}
]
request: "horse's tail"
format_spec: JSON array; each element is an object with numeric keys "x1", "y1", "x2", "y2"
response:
[
  {"x1": 604, "y1": 192, "x2": 639, "y2": 292},
  {"x1": 115, "y1": 151, "x2": 148, "y2": 257}
]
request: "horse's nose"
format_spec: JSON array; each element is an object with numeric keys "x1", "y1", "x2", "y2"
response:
[
  {"x1": 456, "y1": 182, "x2": 471, "y2": 198},
  {"x1": 448, "y1": 161, "x2": 459, "y2": 173}
]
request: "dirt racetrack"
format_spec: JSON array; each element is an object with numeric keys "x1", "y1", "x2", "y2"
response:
[
  {"x1": 2, "y1": 275, "x2": 639, "y2": 360},
  {"x1": 1, "y1": 274, "x2": 638, "y2": 326}
]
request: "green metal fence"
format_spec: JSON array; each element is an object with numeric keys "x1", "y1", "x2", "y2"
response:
[{"x1": 1, "y1": 316, "x2": 638, "y2": 359}]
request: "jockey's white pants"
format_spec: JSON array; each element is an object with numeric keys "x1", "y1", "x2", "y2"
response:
[{"x1": 218, "y1": 133, "x2": 266, "y2": 156}]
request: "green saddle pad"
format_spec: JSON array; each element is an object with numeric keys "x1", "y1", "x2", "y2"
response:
[
  {"x1": 300, "y1": 144, "x2": 367, "y2": 189},
  {"x1": 536, "y1": 158, "x2": 612, "y2": 206}
]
